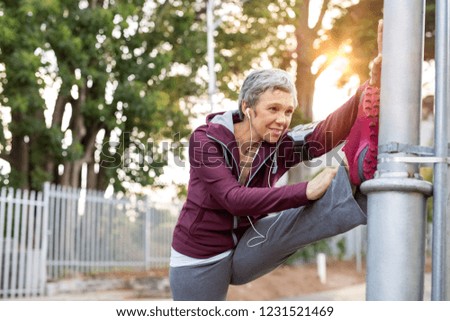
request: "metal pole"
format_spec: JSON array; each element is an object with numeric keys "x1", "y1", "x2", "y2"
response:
[
  {"x1": 447, "y1": 10, "x2": 450, "y2": 303},
  {"x1": 432, "y1": 0, "x2": 449, "y2": 301},
  {"x1": 444, "y1": 0, "x2": 450, "y2": 301},
  {"x1": 207, "y1": 0, "x2": 217, "y2": 112},
  {"x1": 361, "y1": 0, "x2": 432, "y2": 300}
]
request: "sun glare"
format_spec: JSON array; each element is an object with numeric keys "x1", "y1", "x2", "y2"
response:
[{"x1": 313, "y1": 56, "x2": 360, "y2": 121}]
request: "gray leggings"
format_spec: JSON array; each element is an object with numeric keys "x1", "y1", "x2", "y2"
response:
[{"x1": 169, "y1": 166, "x2": 367, "y2": 300}]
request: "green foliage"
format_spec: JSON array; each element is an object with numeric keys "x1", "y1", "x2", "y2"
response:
[
  {"x1": 30, "y1": 166, "x2": 52, "y2": 190},
  {"x1": 421, "y1": 167, "x2": 434, "y2": 223},
  {"x1": 424, "y1": 0, "x2": 435, "y2": 60},
  {"x1": 284, "y1": 239, "x2": 331, "y2": 265},
  {"x1": 336, "y1": 237, "x2": 346, "y2": 260},
  {"x1": 284, "y1": 235, "x2": 350, "y2": 265},
  {"x1": 0, "y1": 0, "x2": 204, "y2": 191},
  {"x1": 214, "y1": 0, "x2": 293, "y2": 101}
]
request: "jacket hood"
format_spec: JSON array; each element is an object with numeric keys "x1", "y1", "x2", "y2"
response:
[{"x1": 206, "y1": 110, "x2": 241, "y2": 132}]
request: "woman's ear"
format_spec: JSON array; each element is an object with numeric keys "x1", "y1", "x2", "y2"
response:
[{"x1": 240, "y1": 101, "x2": 247, "y2": 118}]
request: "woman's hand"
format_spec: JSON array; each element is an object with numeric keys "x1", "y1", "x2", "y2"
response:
[
  {"x1": 306, "y1": 167, "x2": 339, "y2": 201},
  {"x1": 369, "y1": 19, "x2": 383, "y2": 88}
]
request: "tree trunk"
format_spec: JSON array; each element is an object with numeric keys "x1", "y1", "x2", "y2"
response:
[
  {"x1": 95, "y1": 165, "x2": 109, "y2": 191},
  {"x1": 93, "y1": 128, "x2": 111, "y2": 191},
  {"x1": 70, "y1": 160, "x2": 82, "y2": 188},
  {"x1": 52, "y1": 94, "x2": 69, "y2": 128},
  {"x1": 55, "y1": 81, "x2": 104, "y2": 189},
  {"x1": 296, "y1": 62, "x2": 316, "y2": 121},
  {"x1": 8, "y1": 133, "x2": 30, "y2": 189},
  {"x1": 68, "y1": 85, "x2": 87, "y2": 188},
  {"x1": 295, "y1": 1, "x2": 317, "y2": 122},
  {"x1": 60, "y1": 161, "x2": 72, "y2": 186},
  {"x1": 288, "y1": 0, "x2": 331, "y2": 184},
  {"x1": 45, "y1": 93, "x2": 70, "y2": 185},
  {"x1": 86, "y1": 162, "x2": 98, "y2": 190},
  {"x1": 65, "y1": 127, "x2": 99, "y2": 188},
  {"x1": 78, "y1": 128, "x2": 100, "y2": 188}
]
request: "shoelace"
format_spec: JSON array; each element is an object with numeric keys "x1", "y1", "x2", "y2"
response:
[{"x1": 361, "y1": 86, "x2": 380, "y2": 180}]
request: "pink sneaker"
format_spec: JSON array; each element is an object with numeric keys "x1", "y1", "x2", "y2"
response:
[{"x1": 343, "y1": 85, "x2": 380, "y2": 186}]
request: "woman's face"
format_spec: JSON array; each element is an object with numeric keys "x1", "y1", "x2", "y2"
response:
[{"x1": 246, "y1": 88, "x2": 295, "y2": 144}]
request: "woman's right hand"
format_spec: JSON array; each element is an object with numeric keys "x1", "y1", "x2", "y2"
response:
[{"x1": 306, "y1": 167, "x2": 338, "y2": 201}]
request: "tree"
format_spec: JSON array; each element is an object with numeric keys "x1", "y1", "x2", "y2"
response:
[
  {"x1": 0, "y1": 0, "x2": 206, "y2": 191},
  {"x1": 328, "y1": 0, "x2": 436, "y2": 83},
  {"x1": 212, "y1": 0, "x2": 384, "y2": 124},
  {"x1": 214, "y1": 0, "x2": 436, "y2": 125},
  {"x1": 325, "y1": 0, "x2": 384, "y2": 87}
]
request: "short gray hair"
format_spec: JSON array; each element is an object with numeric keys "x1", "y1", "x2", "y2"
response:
[{"x1": 238, "y1": 69, "x2": 298, "y2": 119}]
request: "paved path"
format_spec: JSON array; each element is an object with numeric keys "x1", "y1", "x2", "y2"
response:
[
  {"x1": 284, "y1": 273, "x2": 432, "y2": 301},
  {"x1": 19, "y1": 290, "x2": 170, "y2": 301},
  {"x1": 20, "y1": 274, "x2": 432, "y2": 301}
]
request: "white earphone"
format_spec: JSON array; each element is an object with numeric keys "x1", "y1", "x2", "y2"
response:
[{"x1": 240, "y1": 105, "x2": 283, "y2": 247}]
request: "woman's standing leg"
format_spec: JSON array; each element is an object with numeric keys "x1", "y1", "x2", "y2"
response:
[{"x1": 170, "y1": 254, "x2": 233, "y2": 300}]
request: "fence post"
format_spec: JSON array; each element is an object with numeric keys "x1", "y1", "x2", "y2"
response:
[
  {"x1": 2, "y1": 188, "x2": 14, "y2": 298},
  {"x1": 0, "y1": 187, "x2": 6, "y2": 298},
  {"x1": 40, "y1": 182, "x2": 50, "y2": 295},
  {"x1": 144, "y1": 198, "x2": 151, "y2": 270}
]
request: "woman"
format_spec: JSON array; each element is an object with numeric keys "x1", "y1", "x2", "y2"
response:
[{"x1": 170, "y1": 23, "x2": 383, "y2": 301}]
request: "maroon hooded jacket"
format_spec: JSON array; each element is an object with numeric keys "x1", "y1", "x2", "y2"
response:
[{"x1": 171, "y1": 83, "x2": 367, "y2": 258}]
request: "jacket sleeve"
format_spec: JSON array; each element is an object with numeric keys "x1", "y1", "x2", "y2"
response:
[
  {"x1": 189, "y1": 130, "x2": 311, "y2": 217},
  {"x1": 304, "y1": 82, "x2": 368, "y2": 159}
]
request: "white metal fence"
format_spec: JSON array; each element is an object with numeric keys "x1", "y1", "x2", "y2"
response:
[
  {"x1": 1, "y1": 182, "x2": 373, "y2": 299},
  {"x1": 0, "y1": 183, "x2": 178, "y2": 299},
  {"x1": 0, "y1": 187, "x2": 47, "y2": 299}
]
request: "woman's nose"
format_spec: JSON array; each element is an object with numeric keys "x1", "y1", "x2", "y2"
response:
[{"x1": 276, "y1": 113, "x2": 286, "y2": 123}]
